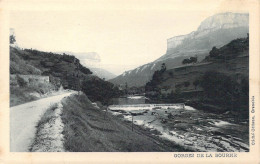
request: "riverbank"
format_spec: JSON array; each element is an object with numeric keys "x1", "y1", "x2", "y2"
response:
[
  {"x1": 109, "y1": 103, "x2": 249, "y2": 152},
  {"x1": 146, "y1": 95, "x2": 249, "y2": 124},
  {"x1": 60, "y1": 93, "x2": 191, "y2": 152}
]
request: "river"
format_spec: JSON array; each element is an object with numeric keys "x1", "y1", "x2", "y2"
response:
[
  {"x1": 111, "y1": 95, "x2": 148, "y2": 105},
  {"x1": 109, "y1": 96, "x2": 249, "y2": 152}
]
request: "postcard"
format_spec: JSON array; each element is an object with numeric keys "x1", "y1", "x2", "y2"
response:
[{"x1": 0, "y1": 0, "x2": 259, "y2": 163}]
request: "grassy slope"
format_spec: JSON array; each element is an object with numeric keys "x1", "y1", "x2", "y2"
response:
[
  {"x1": 10, "y1": 47, "x2": 42, "y2": 75},
  {"x1": 10, "y1": 47, "x2": 93, "y2": 89},
  {"x1": 61, "y1": 93, "x2": 191, "y2": 152},
  {"x1": 146, "y1": 37, "x2": 249, "y2": 116},
  {"x1": 152, "y1": 37, "x2": 249, "y2": 93},
  {"x1": 10, "y1": 47, "x2": 121, "y2": 104},
  {"x1": 10, "y1": 87, "x2": 37, "y2": 107},
  {"x1": 10, "y1": 78, "x2": 57, "y2": 107},
  {"x1": 10, "y1": 47, "x2": 58, "y2": 106}
]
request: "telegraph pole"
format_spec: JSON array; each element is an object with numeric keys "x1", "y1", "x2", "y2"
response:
[
  {"x1": 132, "y1": 115, "x2": 134, "y2": 131},
  {"x1": 74, "y1": 58, "x2": 81, "y2": 95}
]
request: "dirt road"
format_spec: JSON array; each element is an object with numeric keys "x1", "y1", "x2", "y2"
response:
[{"x1": 10, "y1": 90, "x2": 76, "y2": 152}]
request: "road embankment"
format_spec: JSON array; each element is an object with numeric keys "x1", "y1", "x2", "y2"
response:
[
  {"x1": 60, "y1": 93, "x2": 189, "y2": 152},
  {"x1": 10, "y1": 90, "x2": 75, "y2": 152}
]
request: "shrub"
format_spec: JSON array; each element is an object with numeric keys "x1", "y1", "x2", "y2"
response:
[
  {"x1": 79, "y1": 64, "x2": 92, "y2": 74},
  {"x1": 182, "y1": 56, "x2": 197, "y2": 65},
  {"x1": 16, "y1": 75, "x2": 28, "y2": 87},
  {"x1": 199, "y1": 71, "x2": 248, "y2": 113},
  {"x1": 145, "y1": 63, "x2": 167, "y2": 92},
  {"x1": 209, "y1": 46, "x2": 219, "y2": 57},
  {"x1": 81, "y1": 79, "x2": 122, "y2": 105}
]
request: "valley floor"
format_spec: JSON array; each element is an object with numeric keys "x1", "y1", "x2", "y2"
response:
[
  {"x1": 11, "y1": 91, "x2": 191, "y2": 152},
  {"x1": 60, "y1": 93, "x2": 191, "y2": 152},
  {"x1": 11, "y1": 91, "x2": 248, "y2": 152}
]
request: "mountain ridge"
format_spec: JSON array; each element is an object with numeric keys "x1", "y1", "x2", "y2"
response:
[
  {"x1": 145, "y1": 36, "x2": 249, "y2": 114},
  {"x1": 109, "y1": 12, "x2": 249, "y2": 87},
  {"x1": 90, "y1": 67, "x2": 116, "y2": 80}
]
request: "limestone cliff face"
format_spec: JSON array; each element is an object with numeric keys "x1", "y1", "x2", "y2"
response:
[
  {"x1": 197, "y1": 12, "x2": 248, "y2": 32},
  {"x1": 166, "y1": 13, "x2": 249, "y2": 54},
  {"x1": 110, "y1": 12, "x2": 249, "y2": 87},
  {"x1": 167, "y1": 33, "x2": 192, "y2": 52},
  {"x1": 167, "y1": 35, "x2": 187, "y2": 51}
]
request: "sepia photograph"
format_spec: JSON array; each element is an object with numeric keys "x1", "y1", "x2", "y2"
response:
[{"x1": 1, "y1": 0, "x2": 259, "y2": 163}]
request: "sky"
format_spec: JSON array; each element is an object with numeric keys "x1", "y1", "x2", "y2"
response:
[{"x1": 8, "y1": 0, "x2": 250, "y2": 75}]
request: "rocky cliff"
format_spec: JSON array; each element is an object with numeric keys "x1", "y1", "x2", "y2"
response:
[
  {"x1": 110, "y1": 12, "x2": 249, "y2": 87},
  {"x1": 146, "y1": 36, "x2": 249, "y2": 114},
  {"x1": 166, "y1": 12, "x2": 248, "y2": 55}
]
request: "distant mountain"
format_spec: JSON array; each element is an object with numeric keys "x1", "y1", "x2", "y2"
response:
[
  {"x1": 145, "y1": 36, "x2": 249, "y2": 113},
  {"x1": 90, "y1": 67, "x2": 116, "y2": 80},
  {"x1": 109, "y1": 12, "x2": 249, "y2": 87},
  {"x1": 56, "y1": 51, "x2": 116, "y2": 80},
  {"x1": 56, "y1": 51, "x2": 101, "y2": 67},
  {"x1": 10, "y1": 47, "x2": 122, "y2": 103}
]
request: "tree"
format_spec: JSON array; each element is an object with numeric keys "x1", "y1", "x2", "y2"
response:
[
  {"x1": 182, "y1": 56, "x2": 197, "y2": 65},
  {"x1": 10, "y1": 35, "x2": 16, "y2": 44},
  {"x1": 161, "y1": 63, "x2": 166, "y2": 72},
  {"x1": 209, "y1": 46, "x2": 219, "y2": 58},
  {"x1": 189, "y1": 56, "x2": 197, "y2": 64},
  {"x1": 199, "y1": 71, "x2": 243, "y2": 112},
  {"x1": 81, "y1": 79, "x2": 121, "y2": 105},
  {"x1": 145, "y1": 63, "x2": 167, "y2": 93},
  {"x1": 182, "y1": 59, "x2": 189, "y2": 64},
  {"x1": 125, "y1": 82, "x2": 128, "y2": 95}
]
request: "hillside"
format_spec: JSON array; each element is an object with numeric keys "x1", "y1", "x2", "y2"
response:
[
  {"x1": 10, "y1": 47, "x2": 121, "y2": 105},
  {"x1": 10, "y1": 47, "x2": 192, "y2": 152},
  {"x1": 11, "y1": 47, "x2": 92, "y2": 89},
  {"x1": 145, "y1": 36, "x2": 249, "y2": 116},
  {"x1": 55, "y1": 51, "x2": 101, "y2": 67},
  {"x1": 90, "y1": 67, "x2": 116, "y2": 80},
  {"x1": 10, "y1": 47, "x2": 60, "y2": 106},
  {"x1": 109, "y1": 12, "x2": 249, "y2": 87},
  {"x1": 10, "y1": 49, "x2": 42, "y2": 75},
  {"x1": 55, "y1": 51, "x2": 116, "y2": 80}
]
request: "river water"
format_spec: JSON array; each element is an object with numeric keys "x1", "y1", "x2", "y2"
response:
[
  {"x1": 109, "y1": 96, "x2": 249, "y2": 152},
  {"x1": 111, "y1": 96, "x2": 147, "y2": 105}
]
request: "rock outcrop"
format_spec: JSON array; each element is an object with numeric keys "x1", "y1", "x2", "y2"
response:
[
  {"x1": 165, "y1": 12, "x2": 249, "y2": 57},
  {"x1": 109, "y1": 12, "x2": 249, "y2": 87}
]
